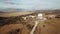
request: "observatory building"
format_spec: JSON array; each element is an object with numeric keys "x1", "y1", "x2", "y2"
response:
[{"x1": 38, "y1": 13, "x2": 43, "y2": 20}]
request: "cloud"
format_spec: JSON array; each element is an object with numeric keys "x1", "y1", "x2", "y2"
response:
[{"x1": 0, "y1": 0, "x2": 60, "y2": 10}]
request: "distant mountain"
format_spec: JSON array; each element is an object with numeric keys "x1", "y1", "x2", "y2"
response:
[
  {"x1": 38, "y1": 9, "x2": 60, "y2": 12},
  {"x1": 0, "y1": 11, "x2": 3, "y2": 13},
  {"x1": 0, "y1": 8, "x2": 60, "y2": 13},
  {"x1": 52, "y1": 10, "x2": 60, "y2": 14},
  {"x1": 0, "y1": 8, "x2": 26, "y2": 12}
]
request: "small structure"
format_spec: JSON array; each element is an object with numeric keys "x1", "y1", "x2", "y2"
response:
[
  {"x1": 29, "y1": 15, "x2": 35, "y2": 18},
  {"x1": 45, "y1": 14, "x2": 56, "y2": 19},
  {"x1": 22, "y1": 17, "x2": 27, "y2": 20},
  {"x1": 55, "y1": 15, "x2": 60, "y2": 18},
  {"x1": 38, "y1": 13, "x2": 43, "y2": 20}
]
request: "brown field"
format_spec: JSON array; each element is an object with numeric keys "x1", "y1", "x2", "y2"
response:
[
  {"x1": 0, "y1": 11, "x2": 35, "y2": 17},
  {"x1": 0, "y1": 11, "x2": 60, "y2": 34}
]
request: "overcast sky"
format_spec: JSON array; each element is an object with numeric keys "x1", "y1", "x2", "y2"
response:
[{"x1": 0, "y1": 0, "x2": 60, "y2": 10}]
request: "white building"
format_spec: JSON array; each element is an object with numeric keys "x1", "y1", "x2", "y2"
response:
[
  {"x1": 38, "y1": 13, "x2": 47, "y2": 20},
  {"x1": 38, "y1": 13, "x2": 43, "y2": 20},
  {"x1": 22, "y1": 17, "x2": 27, "y2": 20},
  {"x1": 29, "y1": 15, "x2": 35, "y2": 18}
]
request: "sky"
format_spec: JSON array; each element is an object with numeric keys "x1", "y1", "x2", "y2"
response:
[{"x1": 0, "y1": 0, "x2": 60, "y2": 10}]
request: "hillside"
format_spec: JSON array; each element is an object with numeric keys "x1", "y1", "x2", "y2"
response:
[{"x1": 0, "y1": 10, "x2": 60, "y2": 34}]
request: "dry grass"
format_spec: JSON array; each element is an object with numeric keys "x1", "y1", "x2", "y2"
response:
[
  {"x1": 0, "y1": 11, "x2": 34, "y2": 17},
  {"x1": 0, "y1": 12, "x2": 60, "y2": 34}
]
